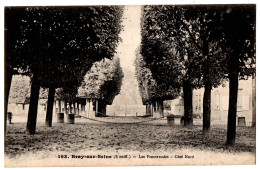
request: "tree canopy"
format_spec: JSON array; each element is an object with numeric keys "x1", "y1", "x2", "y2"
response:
[
  {"x1": 5, "y1": 6, "x2": 124, "y2": 89},
  {"x1": 8, "y1": 75, "x2": 48, "y2": 104},
  {"x1": 135, "y1": 47, "x2": 180, "y2": 104},
  {"x1": 140, "y1": 5, "x2": 230, "y2": 90},
  {"x1": 77, "y1": 57, "x2": 124, "y2": 105}
]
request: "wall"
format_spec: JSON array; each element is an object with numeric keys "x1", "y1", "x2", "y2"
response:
[{"x1": 170, "y1": 77, "x2": 255, "y2": 126}]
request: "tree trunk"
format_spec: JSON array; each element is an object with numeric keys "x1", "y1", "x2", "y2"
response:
[
  {"x1": 226, "y1": 68, "x2": 239, "y2": 145},
  {"x1": 95, "y1": 100, "x2": 98, "y2": 117},
  {"x1": 146, "y1": 104, "x2": 151, "y2": 116},
  {"x1": 82, "y1": 103, "x2": 85, "y2": 112},
  {"x1": 157, "y1": 100, "x2": 164, "y2": 118},
  {"x1": 151, "y1": 104, "x2": 153, "y2": 116},
  {"x1": 73, "y1": 102, "x2": 76, "y2": 114},
  {"x1": 183, "y1": 80, "x2": 193, "y2": 126},
  {"x1": 64, "y1": 100, "x2": 68, "y2": 114},
  {"x1": 156, "y1": 101, "x2": 159, "y2": 112},
  {"x1": 99, "y1": 101, "x2": 103, "y2": 115},
  {"x1": 58, "y1": 100, "x2": 61, "y2": 113},
  {"x1": 97, "y1": 99, "x2": 107, "y2": 116},
  {"x1": 4, "y1": 69, "x2": 13, "y2": 140},
  {"x1": 26, "y1": 74, "x2": 40, "y2": 135},
  {"x1": 88, "y1": 99, "x2": 91, "y2": 117},
  {"x1": 69, "y1": 101, "x2": 72, "y2": 114},
  {"x1": 153, "y1": 102, "x2": 157, "y2": 112},
  {"x1": 252, "y1": 76, "x2": 256, "y2": 127},
  {"x1": 149, "y1": 104, "x2": 152, "y2": 115},
  {"x1": 77, "y1": 102, "x2": 80, "y2": 115},
  {"x1": 104, "y1": 104, "x2": 107, "y2": 115},
  {"x1": 45, "y1": 86, "x2": 56, "y2": 127},
  {"x1": 101, "y1": 103, "x2": 107, "y2": 115},
  {"x1": 203, "y1": 84, "x2": 212, "y2": 133}
]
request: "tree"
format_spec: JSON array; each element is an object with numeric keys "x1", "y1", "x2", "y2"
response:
[
  {"x1": 77, "y1": 57, "x2": 124, "y2": 116},
  {"x1": 135, "y1": 47, "x2": 180, "y2": 117},
  {"x1": 4, "y1": 7, "x2": 30, "y2": 138},
  {"x1": 5, "y1": 6, "x2": 123, "y2": 134},
  {"x1": 140, "y1": 5, "x2": 198, "y2": 125},
  {"x1": 163, "y1": 5, "x2": 255, "y2": 135},
  {"x1": 140, "y1": 5, "x2": 229, "y2": 129},
  {"x1": 98, "y1": 58, "x2": 124, "y2": 114},
  {"x1": 220, "y1": 5, "x2": 256, "y2": 145},
  {"x1": 140, "y1": 5, "x2": 255, "y2": 140},
  {"x1": 168, "y1": 6, "x2": 228, "y2": 132}
]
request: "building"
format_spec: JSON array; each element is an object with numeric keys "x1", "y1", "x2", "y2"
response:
[{"x1": 170, "y1": 77, "x2": 255, "y2": 126}]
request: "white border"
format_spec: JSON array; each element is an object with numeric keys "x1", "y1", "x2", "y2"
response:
[
  {"x1": 0, "y1": 1, "x2": 259, "y2": 170},
  {"x1": 1, "y1": 0, "x2": 259, "y2": 6}
]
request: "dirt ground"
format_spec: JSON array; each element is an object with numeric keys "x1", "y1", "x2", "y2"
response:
[{"x1": 4, "y1": 116, "x2": 256, "y2": 166}]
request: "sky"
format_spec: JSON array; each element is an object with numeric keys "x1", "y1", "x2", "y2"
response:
[
  {"x1": 116, "y1": 5, "x2": 142, "y2": 72},
  {"x1": 107, "y1": 5, "x2": 145, "y2": 114}
]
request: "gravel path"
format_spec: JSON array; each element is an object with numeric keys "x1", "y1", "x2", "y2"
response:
[{"x1": 4, "y1": 116, "x2": 256, "y2": 166}]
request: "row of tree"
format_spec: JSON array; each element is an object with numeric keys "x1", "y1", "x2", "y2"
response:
[
  {"x1": 5, "y1": 6, "x2": 124, "y2": 135},
  {"x1": 139, "y1": 5, "x2": 255, "y2": 145},
  {"x1": 77, "y1": 57, "x2": 124, "y2": 115},
  {"x1": 8, "y1": 56, "x2": 124, "y2": 119},
  {"x1": 135, "y1": 47, "x2": 180, "y2": 117}
]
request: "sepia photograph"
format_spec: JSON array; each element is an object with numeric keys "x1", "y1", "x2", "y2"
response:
[{"x1": 2, "y1": 0, "x2": 257, "y2": 167}]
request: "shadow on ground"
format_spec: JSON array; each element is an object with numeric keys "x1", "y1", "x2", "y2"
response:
[{"x1": 5, "y1": 117, "x2": 256, "y2": 159}]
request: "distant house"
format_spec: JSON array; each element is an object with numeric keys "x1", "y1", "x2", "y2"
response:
[
  {"x1": 8, "y1": 75, "x2": 102, "y2": 120},
  {"x1": 8, "y1": 75, "x2": 49, "y2": 118},
  {"x1": 170, "y1": 77, "x2": 255, "y2": 126}
]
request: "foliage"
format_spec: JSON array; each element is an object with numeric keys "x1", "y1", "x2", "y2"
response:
[
  {"x1": 140, "y1": 5, "x2": 255, "y2": 88},
  {"x1": 140, "y1": 6, "x2": 184, "y2": 90},
  {"x1": 163, "y1": 100, "x2": 172, "y2": 110},
  {"x1": 8, "y1": 75, "x2": 30, "y2": 104},
  {"x1": 5, "y1": 8, "x2": 29, "y2": 75},
  {"x1": 77, "y1": 57, "x2": 124, "y2": 104},
  {"x1": 140, "y1": 5, "x2": 229, "y2": 90},
  {"x1": 99, "y1": 58, "x2": 124, "y2": 104},
  {"x1": 220, "y1": 5, "x2": 256, "y2": 76},
  {"x1": 55, "y1": 87, "x2": 78, "y2": 102},
  {"x1": 170, "y1": 5, "x2": 228, "y2": 87},
  {"x1": 5, "y1": 6, "x2": 124, "y2": 89},
  {"x1": 8, "y1": 75, "x2": 48, "y2": 104},
  {"x1": 135, "y1": 47, "x2": 180, "y2": 104}
]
